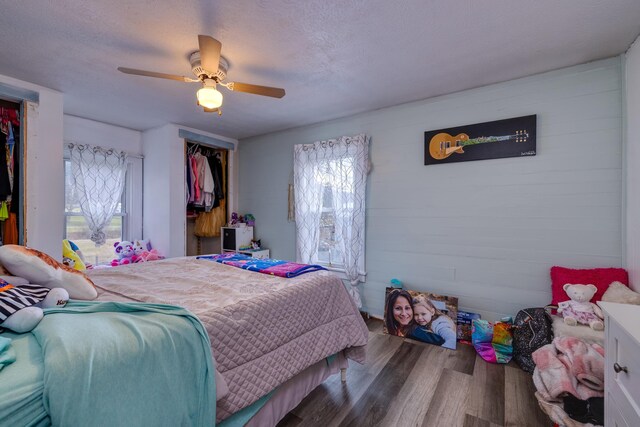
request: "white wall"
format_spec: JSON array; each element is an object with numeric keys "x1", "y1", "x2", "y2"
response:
[
  {"x1": 239, "y1": 58, "x2": 624, "y2": 320},
  {"x1": 64, "y1": 115, "x2": 142, "y2": 155},
  {"x1": 625, "y1": 36, "x2": 640, "y2": 292},
  {"x1": 142, "y1": 124, "x2": 237, "y2": 258},
  {"x1": 0, "y1": 74, "x2": 64, "y2": 259}
]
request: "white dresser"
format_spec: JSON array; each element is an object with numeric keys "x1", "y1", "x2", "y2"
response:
[{"x1": 598, "y1": 302, "x2": 640, "y2": 426}]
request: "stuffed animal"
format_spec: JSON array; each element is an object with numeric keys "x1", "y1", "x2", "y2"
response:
[
  {"x1": 132, "y1": 239, "x2": 151, "y2": 257},
  {"x1": 111, "y1": 241, "x2": 138, "y2": 266},
  {"x1": 62, "y1": 239, "x2": 86, "y2": 271},
  {"x1": 137, "y1": 249, "x2": 164, "y2": 262},
  {"x1": 0, "y1": 279, "x2": 69, "y2": 333},
  {"x1": 230, "y1": 212, "x2": 239, "y2": 225},
  {"x1": 0, "y1": 244, "x2": 98, "y2": 333},
  {"x1": 0, "y1": 245, "x2": 97, "y2": 300},
  {"x1": 557, "y1": 284, "x2": 604, "y2": 330}
]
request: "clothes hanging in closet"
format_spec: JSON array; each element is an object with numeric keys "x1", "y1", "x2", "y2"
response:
[
  {"x1": 0, "y1": 107, "x2": 20, "y2": 245},
  {"x1": 186, "y1": 146, "x2": 221, "y2": 213},
  {"x1": 194, "y1": 150, "x2": 227, "y2": 237},
  {"x1": 207, "y1": 153, "x2": 224, "y2": 209}
]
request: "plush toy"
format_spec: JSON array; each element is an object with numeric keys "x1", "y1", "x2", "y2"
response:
[
  {"x1": 244, "y1": 214, "x2": 255, "y2": 227},
  {"x1": 132, "y1": 239, "x2": 151, "y2": 257},
  {"x1": 230, "y1": 212, "x2": 239, "y2": 225},
  {"x1": 62, "y1": 239, "x2": 86, "y2": 271},
  {"x1": 557, "y1": 284, "x2": 604, "y2": 331},
  {"x1": 111, "y1": 241, "x2": 138, "y2": 266},
  {"x1": 0, "y1": 245, "x2": 97, "y2": 300},
  {"x1": 137, "y1": 249, "x2": 164, "y2": 262},
  {"x1": 0, "y1": 244, "x2": 99, "y2": 333},
  {"x1": 0, "y1": 279, "x2": 69, "y2": 333}
]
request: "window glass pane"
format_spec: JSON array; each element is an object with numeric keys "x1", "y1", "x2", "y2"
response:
[
  {"x1": 64, "y1": 160, "x2": 124, "y2": 214},
  {"x1": 65, "y1": 215, "x2": 123, "y2": 265},
  {"x1": 317, "y1": 183, "x2": 345, "y2": 267}
]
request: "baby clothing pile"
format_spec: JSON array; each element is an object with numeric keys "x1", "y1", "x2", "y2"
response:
[{"x1": 532, "y1": 336, "x2": 605, "y2": 426}]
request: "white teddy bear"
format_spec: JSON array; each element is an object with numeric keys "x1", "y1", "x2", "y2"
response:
[{"x1": 557, "y1": 283, "x2": 604, "y2": 331}]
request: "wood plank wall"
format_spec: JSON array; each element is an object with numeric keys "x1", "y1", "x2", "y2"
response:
[
  {"x1": 625, "y1": 36, "x2": 640, "y2": 292},
  {"x1": 239, "y1": 57, "x2": 624, "y2": 320}
]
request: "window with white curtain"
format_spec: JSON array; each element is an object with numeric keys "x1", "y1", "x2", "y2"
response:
[
  {"x1": 63, "y1": 144, "x2": 143, "y2": 265},
  {"x1": 64, "y1": 159, "x2": 127, "y2": 264},
  {"x1": 294, "y1": 133, "x2": 369, "y2": 307}
]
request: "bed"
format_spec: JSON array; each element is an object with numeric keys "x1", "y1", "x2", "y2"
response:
[
  {"x1": 0, "y1": 255, "x2": 367, "y2": 426},
  {"x1": 88, "y1": 256, "x2": 368, "y2": 424}
]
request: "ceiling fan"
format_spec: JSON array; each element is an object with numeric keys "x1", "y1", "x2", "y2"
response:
[{"x1": 118, "y1": 35, "x2": 285, "y2": 115}]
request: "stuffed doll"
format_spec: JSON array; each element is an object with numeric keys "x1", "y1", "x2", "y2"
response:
[
  {"x1": 557, "y1": 284, "x2": 605, "y2": 330},
  {"x1": 0, "y1": 279, "x2": 69, "y2": 333},
  {"x1": 111, "y1": 241, "x2": 138, "y2": 266}
]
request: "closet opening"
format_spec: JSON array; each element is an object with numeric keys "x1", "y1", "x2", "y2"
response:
[
  {"x1": 185, "y1": 140, "x2": 228, "y2": 256},
  {"x1": 0, "y1": 98, "x2": 24, "y2": 246}
]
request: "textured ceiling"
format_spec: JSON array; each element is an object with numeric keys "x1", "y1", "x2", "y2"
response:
[{"x1": 0, "y1": 1, "x2": 639, "y2": 139}]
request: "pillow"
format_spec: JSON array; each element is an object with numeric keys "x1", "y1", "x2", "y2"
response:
[
  {"x1": 550, "y1": 266, "x2": 628, "y2": 305},
  {"x1": 0, "y1": 245, "x2": 97, "y2": 300},
  {"x1": 0, "y1": 276, "x2": 29, "y2": 286},
  {"x1": 602, "y1": 281, "x2": 640, "y2": 305}
]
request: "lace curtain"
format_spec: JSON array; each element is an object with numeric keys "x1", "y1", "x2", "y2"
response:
[
  {"x1": 68, "y1": 143, "x2": 127, "y2": 246},
  {"x1": 293, "y1": 133, "x2": 369, "y2": 307}
]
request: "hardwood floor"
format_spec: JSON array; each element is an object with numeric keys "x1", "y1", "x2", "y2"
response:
[{"x1": 277, "y1": 318, "x2": 550, "y2": 427}]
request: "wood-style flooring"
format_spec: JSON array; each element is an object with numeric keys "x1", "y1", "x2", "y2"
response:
[{"x1": 277, "y1": 318, "x2": 550, "y2": 427}]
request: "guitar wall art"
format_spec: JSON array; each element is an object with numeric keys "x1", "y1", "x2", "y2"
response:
[{"x1": 424, "y1": 115, "x2": 536, "y2": 165}]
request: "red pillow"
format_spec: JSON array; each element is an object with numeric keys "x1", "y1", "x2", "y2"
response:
[{"x1": 550, "y1": 266, "x2": 629, "y2": 305}]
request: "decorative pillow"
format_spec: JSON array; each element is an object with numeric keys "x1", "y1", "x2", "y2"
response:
[
  {"x1": 550, "y1": 266, "x2": 628, "y2": 305},
  {"x1": 602, "y1": 281, "x2": 640, "y2": 305},
  {"x1": 0, "y1": 245, "x2": 97, "y2": 300},
  {"x1": 62, "y1": 239, "x2": 86, "y2": 271},
  {"x1": 0, "y1": 276, "x2": 29, "y2": 286}
]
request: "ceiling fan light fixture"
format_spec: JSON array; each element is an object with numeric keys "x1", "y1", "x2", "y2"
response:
[{"x1": 197, "y1": 86, "x2": 223, "y2": 109}]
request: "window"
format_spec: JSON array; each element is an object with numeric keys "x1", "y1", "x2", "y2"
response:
[
  {"x1": 316, "y1": 165, "x2": 350, "y2": 269},
  {"x1": 64, "y1": 159, "x2": 127, "y2": 265},
  {"x1": 294, "y1": 134, "x2": 368, "y2": 302}
]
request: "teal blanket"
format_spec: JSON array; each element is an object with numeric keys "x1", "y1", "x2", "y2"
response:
[{"x1": 32, "y1": 300, "x2": 216, "y2": 426}]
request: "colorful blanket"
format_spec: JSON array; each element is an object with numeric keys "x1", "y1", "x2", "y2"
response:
[{"x1": 198, "y1": 253, "x2": 327, "y2": 278}]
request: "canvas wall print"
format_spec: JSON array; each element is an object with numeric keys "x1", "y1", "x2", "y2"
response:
[
  {"x1": 384, "y1": 287, "x2": 459, "y2": 350},
  {"x1": 424, "y1": 114, "x2": 536, "y2": 165}
]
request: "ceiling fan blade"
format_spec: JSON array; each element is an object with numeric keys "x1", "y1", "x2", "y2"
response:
[
  {"x1": 118, "y1": 67, "x2": 197, "y2": 82},
  {"x1": 228, "y1": 82, "x2": 285, "y2": 98},
  {"x1": 198, "y1": 35, "x2": 222, "y2": 74}
]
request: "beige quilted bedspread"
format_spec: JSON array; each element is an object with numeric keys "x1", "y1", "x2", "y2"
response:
[{"x1": 87, "y1": 257, "x2": 368, "y2": 421}]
